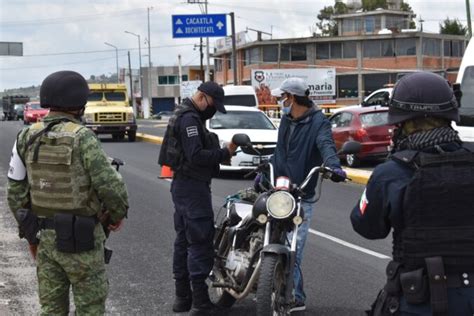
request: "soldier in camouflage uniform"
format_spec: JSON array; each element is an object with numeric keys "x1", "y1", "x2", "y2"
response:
[{"x1": 7, "y1": 70, "x2": 129, "y2": 316}]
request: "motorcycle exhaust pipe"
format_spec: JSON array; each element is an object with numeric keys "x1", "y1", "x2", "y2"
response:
[{"x1": 226, "y1": 258, "x2": 262, "y2": 300}]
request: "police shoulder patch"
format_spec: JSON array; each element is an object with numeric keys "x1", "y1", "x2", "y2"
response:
[
  {"x1": 359, "y1": 189, "x2": 369, "y2": 215},
  {"x1": 186, "y1": 126, "x2": 198, "y2": 137}
]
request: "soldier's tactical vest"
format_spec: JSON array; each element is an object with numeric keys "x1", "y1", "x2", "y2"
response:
[
  {"x1": 392, "y1": 148, "x2": 474, "y2": 273},
  {"x1": 158, "y1": 100, "x2": 220, "y2": 182},
  {"x1": 25, "y1": 121, "x2": 101, "y2": 218}
]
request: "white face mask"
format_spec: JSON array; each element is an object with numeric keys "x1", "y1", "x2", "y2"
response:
[{"x1": 278, "y1": 97, "x2": 292, "y2": 115}]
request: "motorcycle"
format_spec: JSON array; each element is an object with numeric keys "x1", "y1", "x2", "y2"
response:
[{"x1": 208, "y1": 134, "x2": 361, "y2": 315}]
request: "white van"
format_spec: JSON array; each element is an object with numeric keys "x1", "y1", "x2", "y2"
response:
[
  {"x1": 454, "y1": 40, "x2": 474, "y2": 142},
  {"x1": 223, "y1": 85, "x2": 258, "y2": 107}
]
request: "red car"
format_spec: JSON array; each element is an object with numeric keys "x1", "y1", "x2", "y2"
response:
[
  {"x1": 329, "y1": 106, "x2": 394, "y2": 167},
  {"x1": 24, "y1": 102, "x2": 49, "y2": 125}
]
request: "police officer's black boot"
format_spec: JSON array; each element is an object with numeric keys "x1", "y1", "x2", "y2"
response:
[
  {"x1": 189, "y1": 281, "x2": 217, "y2": 316},
  {"x1": 172, "y1": 279, "x2": 192, "y2": 313}
]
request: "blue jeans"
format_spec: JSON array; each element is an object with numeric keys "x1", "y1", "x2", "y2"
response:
[{"x1": 288, "y1": 201, "x2": 314, "y2": 304}]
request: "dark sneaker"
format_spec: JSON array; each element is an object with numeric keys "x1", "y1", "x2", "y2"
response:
[
  {"x1": 289, "y1": 301, "x2": 306, "y2": 313},
  {"x1": 172, "y1": 295, "x2": 192, "y2": 313}
]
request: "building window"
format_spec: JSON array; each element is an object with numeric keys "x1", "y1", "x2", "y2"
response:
[
  {"x1": 395, "y1": 38, "x2": 416, "y2": 56},
  {"x1": 280, "y1": 44, "x2": 290, "y2": 61},
  {"x1": 423, "y1": 38, "x2": 441, "y2": 56},
  {"x1": 365, "y1": 17, "x2": 375, "y2": 33},
  {"x1": 343, "y1": 18, "x2": 362, "y2": 34},
  {"x1": 215, "y1": 59, "x2": 223, "y2": 71},
  {"x1": 363, "y1": 73, "x2": 397, "y2": 96},
  {"x1": 445, "y1": 40, "x2": 464, "y2": 57},
  {"x1": 291, "y1": 44, "x2": 307, "y2": 61},
  {"x1": 182, "y1": 75, "x2": 188, "y2": 81},
  {"x1": 158, "y1": 75, "x2": 181, "y2": 85},
  {"x1": 337, "y1": 75, "x2": 358, "y2": 98},
  {"x1": 363, "y1": 40, "x2": 381, "y2": 58},
  {"x1": 316, "y1": 43, "x2": 329, "y2": 59},
  {"x1": 381, "y1": 40, "x2": 394, "y2": 57},
  {"x1": 331, "y1": 42, "x2": 342, "y2": 59},
  {"x1": 249, "y1": 47, "x2": 261, "y2": 64},
  {"x1": 386, "y1": 15, "x2": 405, "y2": 30},
  {"x1": 263, "y1": 45, "x2": 278, "y2": 62},
  {"x1": 343, "y1": 42, "x2": 357, "y2": 58},
  {"x1": 227, "y1": 56, "x2": 232, "y2": 70}
]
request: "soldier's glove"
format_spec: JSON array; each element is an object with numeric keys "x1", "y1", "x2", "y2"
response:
[
  {"x1": 108, "y1": 219, "x2": 124, "y2": 232},
  {"x1": 330, "y1": 168, "x2": 346, "y2": 183}
]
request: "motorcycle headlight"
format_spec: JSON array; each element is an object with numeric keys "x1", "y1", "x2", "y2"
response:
[{"x1": 266, "y1": 191, "x2": 295, "y2": 219}]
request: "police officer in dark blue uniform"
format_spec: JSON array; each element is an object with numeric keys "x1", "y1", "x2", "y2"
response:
[
  {"x1": 159, "y1": 82, "x2": 237, "y2": 315},
  {"x1": 351, "y1": 72, "x2": 474, "y2": 316}
]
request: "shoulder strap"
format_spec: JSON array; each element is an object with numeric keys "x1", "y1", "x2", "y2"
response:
[
  {"x1": 63, "y1": 121, "x2": 85, "y2": 134},
  {"x1": 391, "y1": 150, "x2": 420, "y2": 168}
]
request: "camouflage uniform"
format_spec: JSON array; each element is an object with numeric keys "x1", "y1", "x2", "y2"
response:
[{"x1": 7, "y1": 112, "x2": 129, "y2": 316}]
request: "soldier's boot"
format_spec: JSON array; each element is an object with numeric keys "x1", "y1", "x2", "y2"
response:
[
  {"x1": 172, "y1": 279, "x2": 192, "y2": 313},
  {"x1": 189, "y1": 282, "x2": 218, "y2": 316}
]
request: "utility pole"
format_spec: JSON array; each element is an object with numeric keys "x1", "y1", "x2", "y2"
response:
[
  {"x1": 187, "y1": 0, "x2": 211, "y2": 81},
  {"x1": 199, "y1": 38, "x2": 204, "y2": 80},
  {"x1": 104, "y1": 42, "x2": 119, "y2": 83},
  {"x1": 124, "y1": 31, "x2": 143, "y2": 103},
  {"x1": 127, "y1": 51, "x2": 134, "y2": 109},
  {"x1": 178, "y1": 54, "x2": 183, "y2": 104},
  {"x1": 467, "y1": 0, "x2": 473, "y2": 39},
  {"x1": 146, "y1": 7, "x2": 153, "y2": 118},
  {"x1": 229, "y1": 12, "x2": 238, "y2": 85}
]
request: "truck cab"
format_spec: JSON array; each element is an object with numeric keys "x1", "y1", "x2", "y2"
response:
[{"x1": 83, "y1": 83, "x2": 137, "y2": 142}]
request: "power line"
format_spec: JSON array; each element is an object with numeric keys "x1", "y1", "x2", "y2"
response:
[{"x1": 0, "y1": 44, "x2": 195, "y2": 59}]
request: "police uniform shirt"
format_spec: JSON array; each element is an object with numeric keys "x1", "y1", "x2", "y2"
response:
[
  {"x1": 177, "y1": 107, "x2": 231, "y2": 168},
  {"x1": 350, "y1": 159, "x2": 412, "y2": 240}
]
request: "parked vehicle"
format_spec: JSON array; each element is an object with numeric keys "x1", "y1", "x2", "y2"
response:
[
  {"x1": 2, "y1": 95, "x2": 30, "y2": 121},
  {"x1": 454, "y1": 40, "x2": 474, "y2": 142},
  {"x1": 223, "y1": 85, "x2": 259, "y2": 108},
  {"x1": 83, "y1": 83, "x2": 137, "y2": 142},
  {"x1": 361, "y1": 88, "x2": 392, "y2": 107},
  {"x1": 207, "y1": 106, "x2": 277, "y2": 171},
  {"x1": 329, "y1": 106, "x2": 394, "y2": 167},
  {"x1": 14, "y1": 104, "x2": 25, "y2": 120},
  {"x1": 24, "y1": 102, "x2": 49, "y2": 125},
  {"x1": 208, "y1": 134, "x2": 360, "y2": 315}
]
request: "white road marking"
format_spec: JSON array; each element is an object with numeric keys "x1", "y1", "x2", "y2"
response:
[{"x1": 309, "y1": 228, "x2": 391, "y2": 260}]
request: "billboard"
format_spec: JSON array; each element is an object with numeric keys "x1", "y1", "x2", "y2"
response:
[{"x1": 251, "y1": 68, "x2": 336, "y2": 104}]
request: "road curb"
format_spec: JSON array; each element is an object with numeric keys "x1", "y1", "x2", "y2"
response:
[
  {"x1": 344, "y1": 168, "x2": 371, "y2": 185},
  {"x1": 136, "y1": 132, "x2": 163, "y2": 145},
  {"x1": 136, "y1": 132, "x2": 372, "y2": 185}
]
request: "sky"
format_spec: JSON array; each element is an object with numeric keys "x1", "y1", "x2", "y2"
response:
[{"x1": 0, "y1": 0, "x2": 471, "y2": 91}]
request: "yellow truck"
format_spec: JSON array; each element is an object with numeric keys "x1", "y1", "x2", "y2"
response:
[{"x1": 83, "y1": 83, "x2": 137, "y2": 142}]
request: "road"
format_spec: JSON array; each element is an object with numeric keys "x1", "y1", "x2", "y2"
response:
[{"x1": 0, "y1": 120, "x2": 392, "y2": 315}]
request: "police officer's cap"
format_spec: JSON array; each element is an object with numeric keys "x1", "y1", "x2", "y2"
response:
[
  {"x1": 40, "y1": 70, "x2": 90, "y2": 110},
  {"x1": 388, "y1": 72, "x2": 459, "y2": 125},
  {"x1": 197, "y1": 81, "x2": 226, "y2": 113}
]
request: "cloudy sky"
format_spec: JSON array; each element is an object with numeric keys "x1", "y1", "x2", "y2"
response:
[{"x1": 0, "y1": 0, "x2": 471, "y2": 91}]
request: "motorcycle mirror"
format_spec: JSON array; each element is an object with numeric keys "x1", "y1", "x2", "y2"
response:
[
  {"x1": 338, "y1": 141, "x2": 361, "y2": 155},
  {"x1": 232, "y1": 133, "x2": 252, "y2": 147}
]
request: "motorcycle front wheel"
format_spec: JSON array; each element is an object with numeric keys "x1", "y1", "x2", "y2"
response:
[{"x1": 256, "y1": 253, "x2": 288, "y2": 315}]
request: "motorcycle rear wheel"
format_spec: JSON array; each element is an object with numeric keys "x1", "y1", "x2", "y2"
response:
[{"x1": 256, "y1": 253, "x2": 288, "y2": 315}]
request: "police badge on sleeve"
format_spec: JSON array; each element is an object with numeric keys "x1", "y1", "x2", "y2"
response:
[{"x1": 8, "y1": 140, "x2": 26, "y2": 181}]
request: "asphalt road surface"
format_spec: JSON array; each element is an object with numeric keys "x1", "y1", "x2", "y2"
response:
[{"x1": 0, "y1": 120, "x2": 392, "y2": 315}]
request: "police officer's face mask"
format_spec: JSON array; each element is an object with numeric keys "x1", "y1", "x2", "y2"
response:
[{"x1": 200, "y1": 94, "x2": 217, "y2": 120}]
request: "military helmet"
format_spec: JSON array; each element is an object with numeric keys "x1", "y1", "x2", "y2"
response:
[
  {"x1": 40, "y1": 70, "x2": 89, "y2": 110},
  {"x1": 387, "y1": 72, "x2": 459, "y2": 125}
]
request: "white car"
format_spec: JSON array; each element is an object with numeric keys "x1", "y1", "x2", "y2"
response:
[{"x1": 207, "y1": 105, "x2": 278, "y2": 171}]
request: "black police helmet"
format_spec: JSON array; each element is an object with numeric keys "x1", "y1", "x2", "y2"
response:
[
  {"x1": 40, "y1": 71, "x2": 90, "y2": 110},
  {"x1": 388, "y1": 72, "x2": 459, "y2": 125}
]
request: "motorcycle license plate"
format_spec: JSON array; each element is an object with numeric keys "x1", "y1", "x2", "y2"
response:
[{"x1": 253, "y1": 156, "x2": 269, "y2": 165}]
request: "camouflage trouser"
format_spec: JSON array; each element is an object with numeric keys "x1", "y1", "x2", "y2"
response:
[{"x1": 36, "y1": 224, "x2": 108, "y2": 316}]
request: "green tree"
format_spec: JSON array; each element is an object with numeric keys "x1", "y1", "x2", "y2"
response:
[
  {"x1": 439, "y1": 18, "x2": 467, "y2": 35},
  {"x1": 362, "y1": 0, "x2": 388, "y2": 11},
  {"x1": 316, "y1": 3, "x2": 349, "y2": 36}
]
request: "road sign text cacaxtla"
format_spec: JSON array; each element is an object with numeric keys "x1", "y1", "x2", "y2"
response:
[{"x1": 172, "y1": 14, "x2": 227, "y2": 38}]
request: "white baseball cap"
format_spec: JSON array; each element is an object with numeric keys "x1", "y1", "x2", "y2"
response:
[{"x1": 271, "y1": 77, "x2": 309, "y2": 97}]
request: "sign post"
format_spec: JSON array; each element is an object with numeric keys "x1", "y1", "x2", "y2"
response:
[{"x1": 172, "y1": 14, "x2": 227, "y2": 38}]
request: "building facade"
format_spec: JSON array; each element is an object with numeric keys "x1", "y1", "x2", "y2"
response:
[{"x1": 213, "y1": 8, "x2": 466, "y2": 105}]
